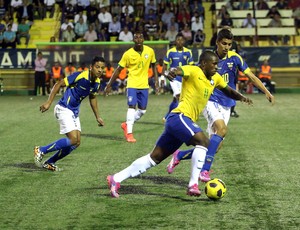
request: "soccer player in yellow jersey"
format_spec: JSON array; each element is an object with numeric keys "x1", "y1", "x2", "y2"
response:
[
  {"x1": 106, "y1": 50, "x2": 253, "y2": 198},
  {"x1": 104, "y1": 32, "x2": 158, "y2": 143}
]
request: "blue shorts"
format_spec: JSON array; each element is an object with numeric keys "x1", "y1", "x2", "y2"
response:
[
  {"x1": 156, "y1": 113, "x2": 203, "y2": 153},
  {"x1": 127, "y1": 88, "x2": 148, "y2": 109}
]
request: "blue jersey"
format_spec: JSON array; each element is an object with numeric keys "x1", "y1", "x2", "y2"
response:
[
  {"x1": 209, "y1": 51, "x2": 250, "y2": 107},
  {"x1": 163, "y1": 47, "x2": 194, "y2": 82},
  {"x1": 58, "y1": 70, "x2": 100, "y2": 117}
]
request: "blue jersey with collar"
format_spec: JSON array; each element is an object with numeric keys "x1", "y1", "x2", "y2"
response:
[
  {"x1": 58, "y1": 70, "x2": 100, "y2": 117},
  {"x1": 209, "y1": 50, "x2": 250, "y2": 107},
  {"x1": 163, "y1": 46, "x2": 194, "y2": 82}
]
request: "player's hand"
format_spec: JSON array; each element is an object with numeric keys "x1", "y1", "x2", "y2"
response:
[
  {"x1": 40, "y1": 102, "x2": 51, "y2": 113},
  {"x1": 97, "y1": 117, "x2": 104, "y2": 127},
  {"x1": 164, "y1": 68, "x2": 176, "y2": 82},
  {"x1": 266, "y1": 93, "x2": 275, "y2": 105},
  {"x1": 241, "y1": 97, "x2": 253, "y2": 106},
  {"x1": 103, "y1": 86, "x2": 111, "y2": 97}
]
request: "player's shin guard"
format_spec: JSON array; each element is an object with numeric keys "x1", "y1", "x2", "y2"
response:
[
  {"x1": 201, "y1": 134, "x2": 223, "y2": 172},
  {"x1": 114, "y1": 154, "x2": 156, "y2": 183},
  {"x1": 47, "y1": 145, "x2": 78, "y2": 163},
  {"x1": 189, "y1": 145, "x2": 207, "y2": 187},
  {"x1": 177, "y1": 148, "x2": 194, "y2": 160}
]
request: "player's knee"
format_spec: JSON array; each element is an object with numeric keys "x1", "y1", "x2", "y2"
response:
[{"x1": 216, "y1": 126, "x2": 227, "y2": 137}]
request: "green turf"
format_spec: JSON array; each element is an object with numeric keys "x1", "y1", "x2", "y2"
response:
[{"x1": 0, "y1": 94, "x2": 299, "y2": 229}]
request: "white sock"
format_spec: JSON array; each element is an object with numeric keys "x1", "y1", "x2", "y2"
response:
[
  {"x1": 114, "y1": 154, "x2": 156, "y2": 183},
  {"x1": 126, "y1": 108, "x2": 135, "y2": 134},
  {"x1": 189, "y1": 145, "x2": 208, "y2": 187},
  {"x1": 134, "y1": 109, "x2": 146, "y2": 122}
]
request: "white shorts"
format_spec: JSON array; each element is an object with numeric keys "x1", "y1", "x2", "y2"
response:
[
  {"x1": 169, "y1": 79, "x2": 182, "y2": 96},
  {"x1": 158, "y1": 75, "x2": 166, "y2": 87},
  {"x1": 54, "y1": 104, "x2": 81, "y2": 134},
  {"x1": 202, "y1": 101, "x2": 231, "y2": 136}
]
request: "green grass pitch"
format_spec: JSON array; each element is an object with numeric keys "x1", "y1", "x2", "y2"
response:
[{"x1": 0, "y1": 93, "x2": 299, "y2": 229}]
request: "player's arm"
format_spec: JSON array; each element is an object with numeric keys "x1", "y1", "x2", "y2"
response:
[
  {"x1": 164, "y1": 67, "x2": 182, "y2": 81},
  {"x1": 151, "y1": 62, "x2": 159, "y2": 94},
  {"x1": 104, "y1": 65, "x2": 123, "y2": 96},
  {"x1": 40, "y1": 79, "x2": 66, "y2": 113},
  {"x1": 219, "y1": 85, "x2": 253, "y2": 105},
  {"x1": 246, "y1": 71, "x2": 274, "y2": 104},
  {"x1": 89, "y1": 94, "x2": 104, "y2": 126}
]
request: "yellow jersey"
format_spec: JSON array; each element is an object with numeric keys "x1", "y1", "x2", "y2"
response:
[
  {"x1": 172, "y1": 65, "x2": 227, "y2": 122},
  {"x1": 118, "y1": 45, "x2": 156, "y2": 89}
]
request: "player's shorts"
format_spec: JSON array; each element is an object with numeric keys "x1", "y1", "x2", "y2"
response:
[
  {"x1": 169, "y1": 79, "x2": 182, "y2": 97},
  {"x1": 158, "y1": 75, "x2": 165, "y2": 87},
  {"x1": 126, "y1": 88, "x2": 148, "y2": 109},
  {"x1": 156, "y1": 113, "x2": 203, "y2": 153},
  {"x1": 54, "y1": 104, "x2": 81, "y2": 134},
  {"x1": 202, "y1": 101, "x2": 230, "y2": 136}
]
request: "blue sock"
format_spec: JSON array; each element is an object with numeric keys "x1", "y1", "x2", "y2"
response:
[
  {"x1": 40, "y1": 138, "x2": 71, "y2": 154},
  {"x1": 177, "y1": 149, "x2": 194, "y2": 160},
  {"x1": 201, "y1": 134, "x2": 223, "y2": 172},
  {"x1": 47, "y1": 145, "x2": 77, "y2": 164},
  {"x1": 164, "y1": 100, "x2": 179, "y2": 119}
]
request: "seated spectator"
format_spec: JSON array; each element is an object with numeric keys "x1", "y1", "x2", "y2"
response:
[
  {"x1": 103, "y1": 62, "x2": 118, "y2": 94},
  {"x1": 190, "y1": 0, "x2": 204, "y2": 15},
  {"x1": 219, "y1": 13, "x2": 233, "y2": 28},
  {"x1": 217, "y1": 5, "x2": 229, "y2": 20},
  {"x1": 50, "y1": 36, "x2": 56, "y2": 42},
  {"x1": 116, "y1": 67, "x2": 127, "y2": 95},
  {"x1": 164, "y1": 25, "x2": 177, "y2": 46},
  {"x1": 32, "y1": 0, "x2": 44, "y2": 20},
  {"x1": 87, "y1": 8, "x2": 98, "y2": 24},
  {"x1": 75, "y1": 17, "x2": 88, "y2": 41},
  {"x1": 266, "y1": 6, "x2": 281, "y2": 19},
  {"x1": 177, "y1": 8, "x2": 191, "y2": 26},
  {"x1": 111, "y1": 0, "x2": 122, "y2": 17},
  {"x1": 144, "y1": 8, "x2": 157, "y2": 22},
  {"x1": 77, "y1": 62, "x2": 88, "y2": 71},
  {"x1": 0, "y1": 0, "x2": 8, "y2": 19},
  {"x1": 156, "y1": 20, "x2": 167, "y2": 40},
  {"x1": 74, "y1": 10, "x2": 87, "y2": 24},
  {"x1": 237, "y1": 0, "x2": 250, "y2": 10},
  {"x1": 16, "y1": 17, "x2": 30, "y2": 46},
  {"x1": 192, "y1": 29, "x2": 205, "y2": 47},
  {"x1": 2, "y1": 24, "x2": 16, "y2": 48},
  {"x1": 167, "y1": 17, "x2": 179, "y2": 31},
  {"x1": 50, "y1": 61, "x2": 64, "y2": 93},
  {"x1": 268, "y1": 14, "x2": 289, "y2": 45},
  {"x1": 118, "y1": 26, "x2": 133, "y2": 42},
  {"x1": 61, "y1": 18, "x2": 74, "y2": 32},
  {"x1": 256, "y1": 0, "x2": 269, "y2": 10},
  {"x1": 76, "y1": 0, "x2": 90, "y2": 13},
  {"x1": 145, "y1": 0, "x2": 156, "y2": 16},
  {"x1": 64, "y1": 62, "x2": 76, "y2": 77},
  {"x1": 98, "y1": 6, "x2": 112, "y2": 30},
  {"x1": 121, "y1": 1, "x2": 134, "y2": 15},
  {"x1": 144, "y1": 18, "x2": 158, "y2": 40},
  {"x1": 242, "y1": 13, "x2": 257, "y2": 46},
  {"x1": 276, "y1": 0, "x2": 288, "y2": 9},
  {"x1": 191, "y1": 12, "x2": 204, "y2": 38},
  {"x1": 161, "y1": 7, "x2": 174, "y2": 28},
  {"x1": 181, "y1": 24, "x2": 193, "y2": 46},
  {"x1": 17, "y1": 0, "x2": 34, "y2": 25},
  {"x1": 258, "y1": 59, "x2": 275, "y2": 94},
  {"x1": 62, "y1": 25, "x2": 76, "y2": 42},
  {"x1": 83, "y1": 24, "x2": 98, "y2": 42},
  {"x1": 238, "y1": 71, "x2": 249, "y2": 94},
  {"x1": 64, "y1": 3, "x2": 77, "y2": 20},
  {"x1": 136, "y1": 24, "x2": 149, "y2": 40},
  {"x1": 43, "y1": 0, "x2": 55, "y2": 18},
  {"x1": 98, "y1": 27, "x2": 109, "y2": 41},
  {"x1": 135, "y1": 1, "x2": 144, "y2": 21},
  {"x1": 108, "y1": 16, "x2": 121, "y2": 38},
  {"x1": 10, "y1": 0, "x2": 23, "y2": 17},
  {"x1": 121, "y1": 15, "x2": 134, "y2": 31}
]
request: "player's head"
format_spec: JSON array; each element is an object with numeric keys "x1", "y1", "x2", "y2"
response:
[
  {"x1": 175, "y1": 32, "x2": 185, "y2": 50},
  {"x1": 90, "y1": 56, "x2": 106, "y2": 81},
  {"x1": 133, "y1": 32, "x2": 144, "y2": 51},
  {"x1": 198, "y1": 50, "x2": 218, "y2": 79},
  {"x1": 216, "y1": 28, "x2": 233, "y2": 58}
]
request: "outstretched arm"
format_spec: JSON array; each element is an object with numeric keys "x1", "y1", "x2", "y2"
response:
[
  {"x1": 40, "y1": 79, "x2": 66, "y2": 113},
  {"x1": 89, "y1": 94, "x2": 104, "y2": 126},
  {"x1": 246, "y1": 71, "x2": 274, "y2": 104},
  {"x1": 220, "y1": 86, "x2": 253, "y2": 105}
]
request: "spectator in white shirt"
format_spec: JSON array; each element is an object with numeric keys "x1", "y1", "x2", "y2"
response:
[
  {"x1": 121, "y1": 1, "x2": 134, "y2": 15},
  {"x1": 74, "y1": 10, "x2": 87, "y2": 23},
  {"x1": 83, "y1": 24, "x2": 98, "y2": 42},
  {"x1": 98, "y1": 6, "x2": 112, "y2": 30},
  {"x1": 118, "y1": 26, "x2": 133, "y2": 42},
  {"x1": 61, "y1": 18, "x2": 74, "y2": 31}
]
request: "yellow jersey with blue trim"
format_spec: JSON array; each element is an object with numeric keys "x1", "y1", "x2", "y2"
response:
[
  {"x1": 58, "y1": 70, "x2": 100, "y2": 117},
  {"x1": 172, "y1": 65, "x2": 227, "y2": 122},
  {"x1": 118, "y1": 45, "x2": 156, "y2": 89}
]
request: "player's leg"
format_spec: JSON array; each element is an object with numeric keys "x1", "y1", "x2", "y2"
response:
[
  {"x1": 122, "y1": 88, "x2": 137, "y2": 142},
  {"x1": 134, "y1": 89, "x2": 148, "y2": 122},
  {"x1": 163, "y1": 80, "x2": 181, "y2": 120}
]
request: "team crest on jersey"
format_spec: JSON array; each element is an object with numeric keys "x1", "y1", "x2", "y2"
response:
[
  {"x1": 227, "y1": 62, "x2": 234, "y2": 70},
  {"x1": 210, "y1": 80, "x2": 214, "y2": 85},
  {"x1": 184, "y1": 55, "x2": 188, "y2": 60},
  {"x1": 192, "y1": 122, "x2": 199, "y2": 128},
  {"x1": 144, "y1": 54, "x2": 149, "y2": 59},
  {"x1": 128, "y1": 96, "x2": 133, "y2": 103}
]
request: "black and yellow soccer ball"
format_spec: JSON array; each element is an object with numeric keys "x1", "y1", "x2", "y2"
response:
[{"x1": 205, "y1": 178, "x2": 227, "y2": 200}]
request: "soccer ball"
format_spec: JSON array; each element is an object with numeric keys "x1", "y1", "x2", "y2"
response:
[{"x1": 205, "y1": 178, "x2": 227, "y2": 200}]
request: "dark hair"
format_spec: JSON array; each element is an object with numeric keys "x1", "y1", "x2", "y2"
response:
[
  {"x1": 199, "y1": 50, "x2": 217, "y2": 64},
  {"x1": 92, "y1": 56, "x2": 105, "y2": 65},
  {"x1": 176, "y1": 32, "x2": 185, "y2": 39},
  {"x1": 217, "y1": 28, "x2": 233, "y2": 42}
]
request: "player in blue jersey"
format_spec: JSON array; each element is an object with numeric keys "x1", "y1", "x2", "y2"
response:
[
  {"x1": 106, "y1": 50, "x2": 253, "y2": 198},
  {"x1": 34, "y1": 56, "x2": 106, "y2": 171},
  {"x1": 162, "y1": 32, "x2": 194, "y2": 121},
  {"x1": 166, "y1": 28, "x2": 275, "y2": 181}
]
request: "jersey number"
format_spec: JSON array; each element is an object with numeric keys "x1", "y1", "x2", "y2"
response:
[{"x1": 222, "y1": 73, "x2": 229, "y2": 83}]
